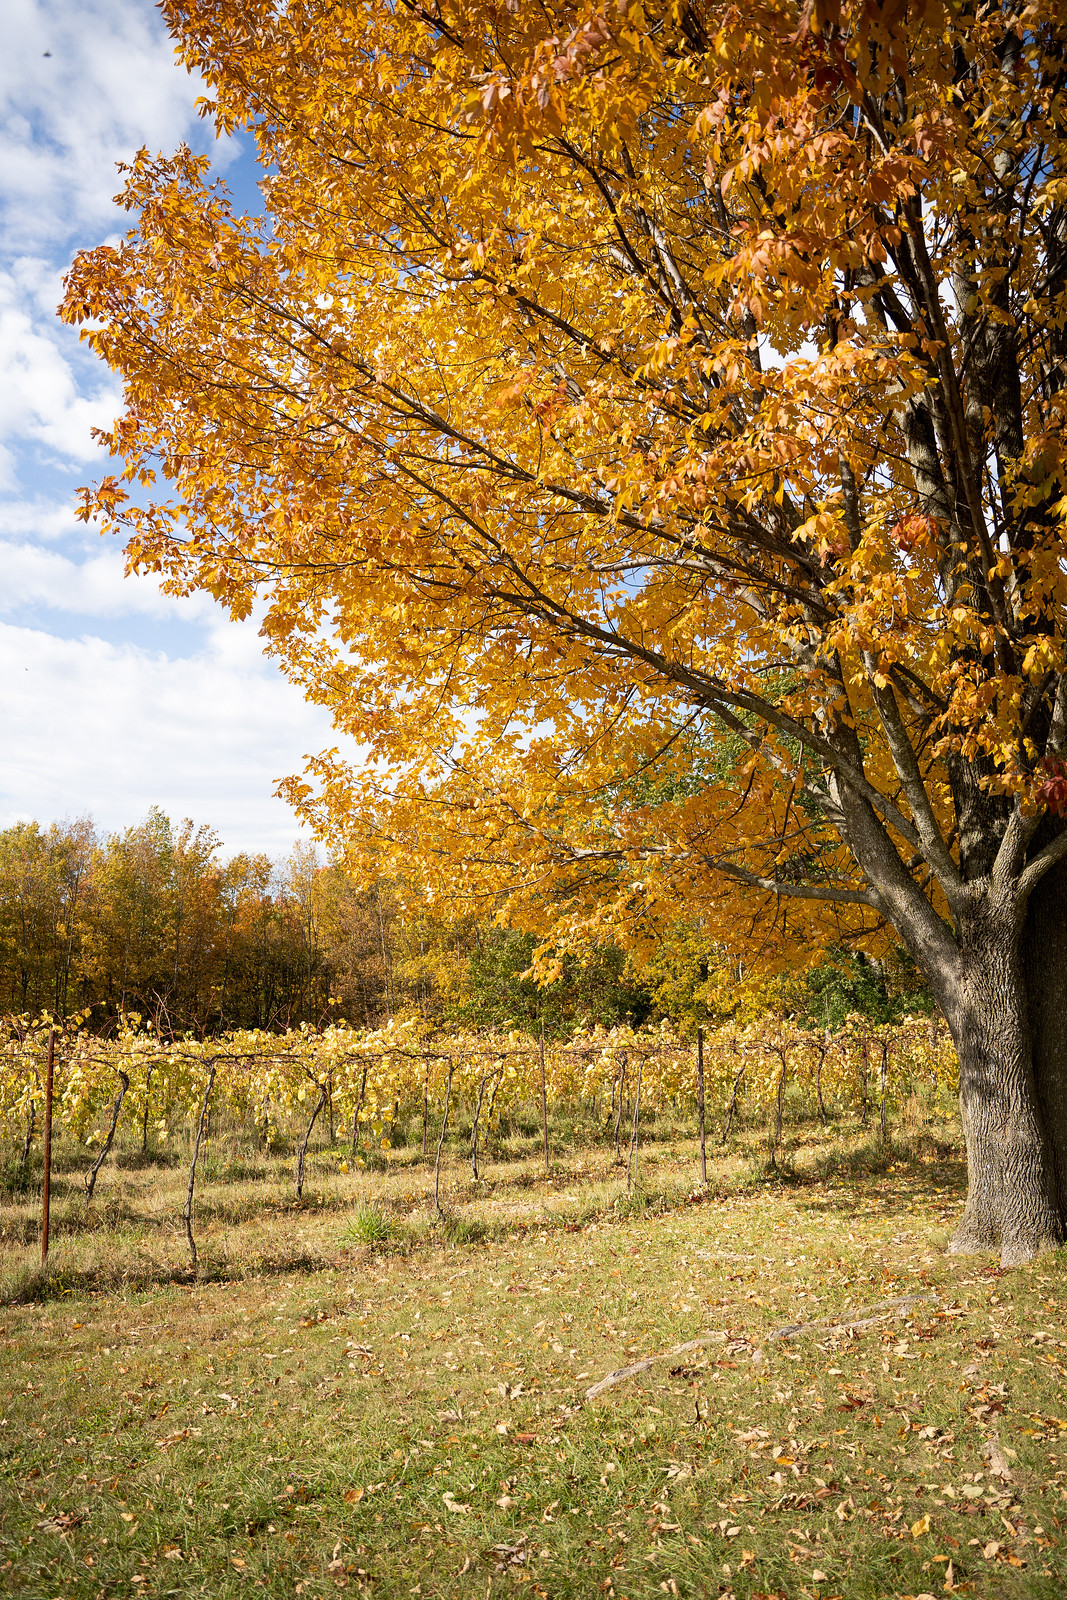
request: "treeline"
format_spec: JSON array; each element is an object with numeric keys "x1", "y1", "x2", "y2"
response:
[
  {"x1": 0, "y1": 809, "x2": 929, "y2": 1037},
  {"x1": 0, "y1": 809, "x2": 378, "y2": 1031},
  {"x1": 0, "y1": 809, "x2": 652, "y2": 1035}
]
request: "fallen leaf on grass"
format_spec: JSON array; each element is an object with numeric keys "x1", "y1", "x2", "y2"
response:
[
  {"x1": 37, "y1": 1512, "x2": 84, "y2": 1535},
  {"x1": 156, "y1": 1429, "x2": 190, "y2": 1451},
  {"x1": 344, "y1": 1481, "x2": 385, "y2": 1503},
  {"x1": 911, "y1": 1514, "x2": 931, "y2": 1538},
  {"x1": 443, "y1": 1492, "x2": 470, "y2": 1514},
  {"x1": 488, "y1": 1540, "x2": 527, "y2": 1571}
]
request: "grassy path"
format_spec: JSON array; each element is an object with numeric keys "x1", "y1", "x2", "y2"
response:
[{"x1": 2, "y1": 1131, "x2": 1066, "y2": 1598}]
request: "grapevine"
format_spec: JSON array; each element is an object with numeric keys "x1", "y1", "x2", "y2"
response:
[{"x1": 0, "y1": 1012, "x2": 958, "y2": 1266}]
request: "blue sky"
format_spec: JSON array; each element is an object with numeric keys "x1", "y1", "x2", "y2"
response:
[{"x1": 0, "y1": 0, "x2": 341, "y2": 858}]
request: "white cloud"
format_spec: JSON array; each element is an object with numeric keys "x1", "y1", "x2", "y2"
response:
[
  {"x1": 0, "y1": 266, "x2": 120, "y2": 471},
  {"x1": 0, "y1": 621, "x2": 342, "y2": 857},
  {"x1": 0, "y1": 2, "x2": 238, "y2": 480},
  {"x1": 0, "y1": 537, "x2": 217, "y2": 622},
  {"x1": 0, "y1": 0, "x2": 232, "y2": 251},
  {"x1": 0, "y1": 495, "x2": 86, "y2": 542},
  {"x1": 0, "y1": 1, "x2": 351, "y2": 860}
]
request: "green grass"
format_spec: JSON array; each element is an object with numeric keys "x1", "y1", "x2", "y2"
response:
[
  {"x1": 1, "y1": 1110, "x2": 1066, "y2": 1598},
  {"x1": 341, "y1": 1203, "x2": 399, "y2": 1249}
]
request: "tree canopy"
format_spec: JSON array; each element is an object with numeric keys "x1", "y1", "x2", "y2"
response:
[{"x1": 62, "y1": 0, "x2": 1067, "y2": 1260}]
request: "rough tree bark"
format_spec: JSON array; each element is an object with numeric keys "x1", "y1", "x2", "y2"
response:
[
  {"x1": 1023, "y1": 860, "x2": 1067, "y2": 1224},
  {"x1": 943, "y1": 899, "x2": 1063, "y2": 1265},
  {"x1": 838, "y1": 768, "x2": 1067, "y2": 1265}
]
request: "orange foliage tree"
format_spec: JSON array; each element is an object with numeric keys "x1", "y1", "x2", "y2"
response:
[{"x1": 62, "y1": 0, "x2": 1067, "y2": 1262}]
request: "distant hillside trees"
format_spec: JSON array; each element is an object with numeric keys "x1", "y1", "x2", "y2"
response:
[
  {"x1": 0, "y1": 810, "x2": 362, "y2": 1031},
  {"x1": 0, "y1": 809, "x2": 650, "y2": 1034}
]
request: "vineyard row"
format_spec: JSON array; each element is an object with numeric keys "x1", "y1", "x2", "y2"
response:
[{"x1": 3, "y1": 1015, "x2": 957, "y2": 1268}]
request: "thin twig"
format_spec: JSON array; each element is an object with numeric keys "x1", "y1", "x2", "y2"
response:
[
  {"x1": 433, "y1": 1058, "x2": 455, "y2": 1219},
  {"x1": 754, "y1": 1293, "x2": 940, "y2": 1359},
  {"x1": 585, "y1": 1331, "x2": 728, "y2": 1399}
]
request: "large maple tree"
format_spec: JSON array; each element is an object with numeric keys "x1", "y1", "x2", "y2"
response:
[{"x1": 63, "y1": 0, "x2": 1067, "y2": 1262}]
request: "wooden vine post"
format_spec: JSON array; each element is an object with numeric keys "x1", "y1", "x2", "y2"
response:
[
  {"x1": 433, "y1": 1056, "x2": 455, "y2": 1219},
  {"x1": 41, "y1": 1028, "x2": 54, "y2": 1265},
  {"x1": 626, "y1": 1058, "x2": 643, "y2": 1194},
  {"x1": 183, "y1": 1061, "x2": 217, "y2": 1273},
  {"x1": 695, "y1": 1027, "x2": 707, "y2": 1188}
]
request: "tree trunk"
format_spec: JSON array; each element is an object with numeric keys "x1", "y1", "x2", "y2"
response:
[
  {"x1": 1023, "y1": 859, "x2": 1067, "y2": 1223},
  {"x1": 945, "y1": 903, "x2": 1063, "y2": 1266}
]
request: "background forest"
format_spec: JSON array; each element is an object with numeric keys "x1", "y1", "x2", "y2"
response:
[{"x1": 0, "y1": 808, "x2": 931, "y2": 1037}]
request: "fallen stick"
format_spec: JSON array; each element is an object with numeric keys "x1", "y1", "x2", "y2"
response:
[
  {"x1": 585, "y1": 1292, "x2": 942, "y2": 1399},
  {"x1": 981, "y1": 1428, "x2": 1013, "y2": 1481},
  {"x1": 755, "y1": 1291, "x2": 940, "y2": 1358},
  {"x1": 585, "y1": 1331, "x2": 727, "y2": 1400}
]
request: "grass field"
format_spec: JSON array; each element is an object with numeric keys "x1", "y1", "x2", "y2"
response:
[{"x1": 2, "y1": 1107, "x2": 1066, "y2": 1600}]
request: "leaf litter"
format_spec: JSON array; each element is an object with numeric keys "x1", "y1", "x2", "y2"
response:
[{"x1": 2, "y1": 1149, "x2": 1066, "y2": 1598}]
